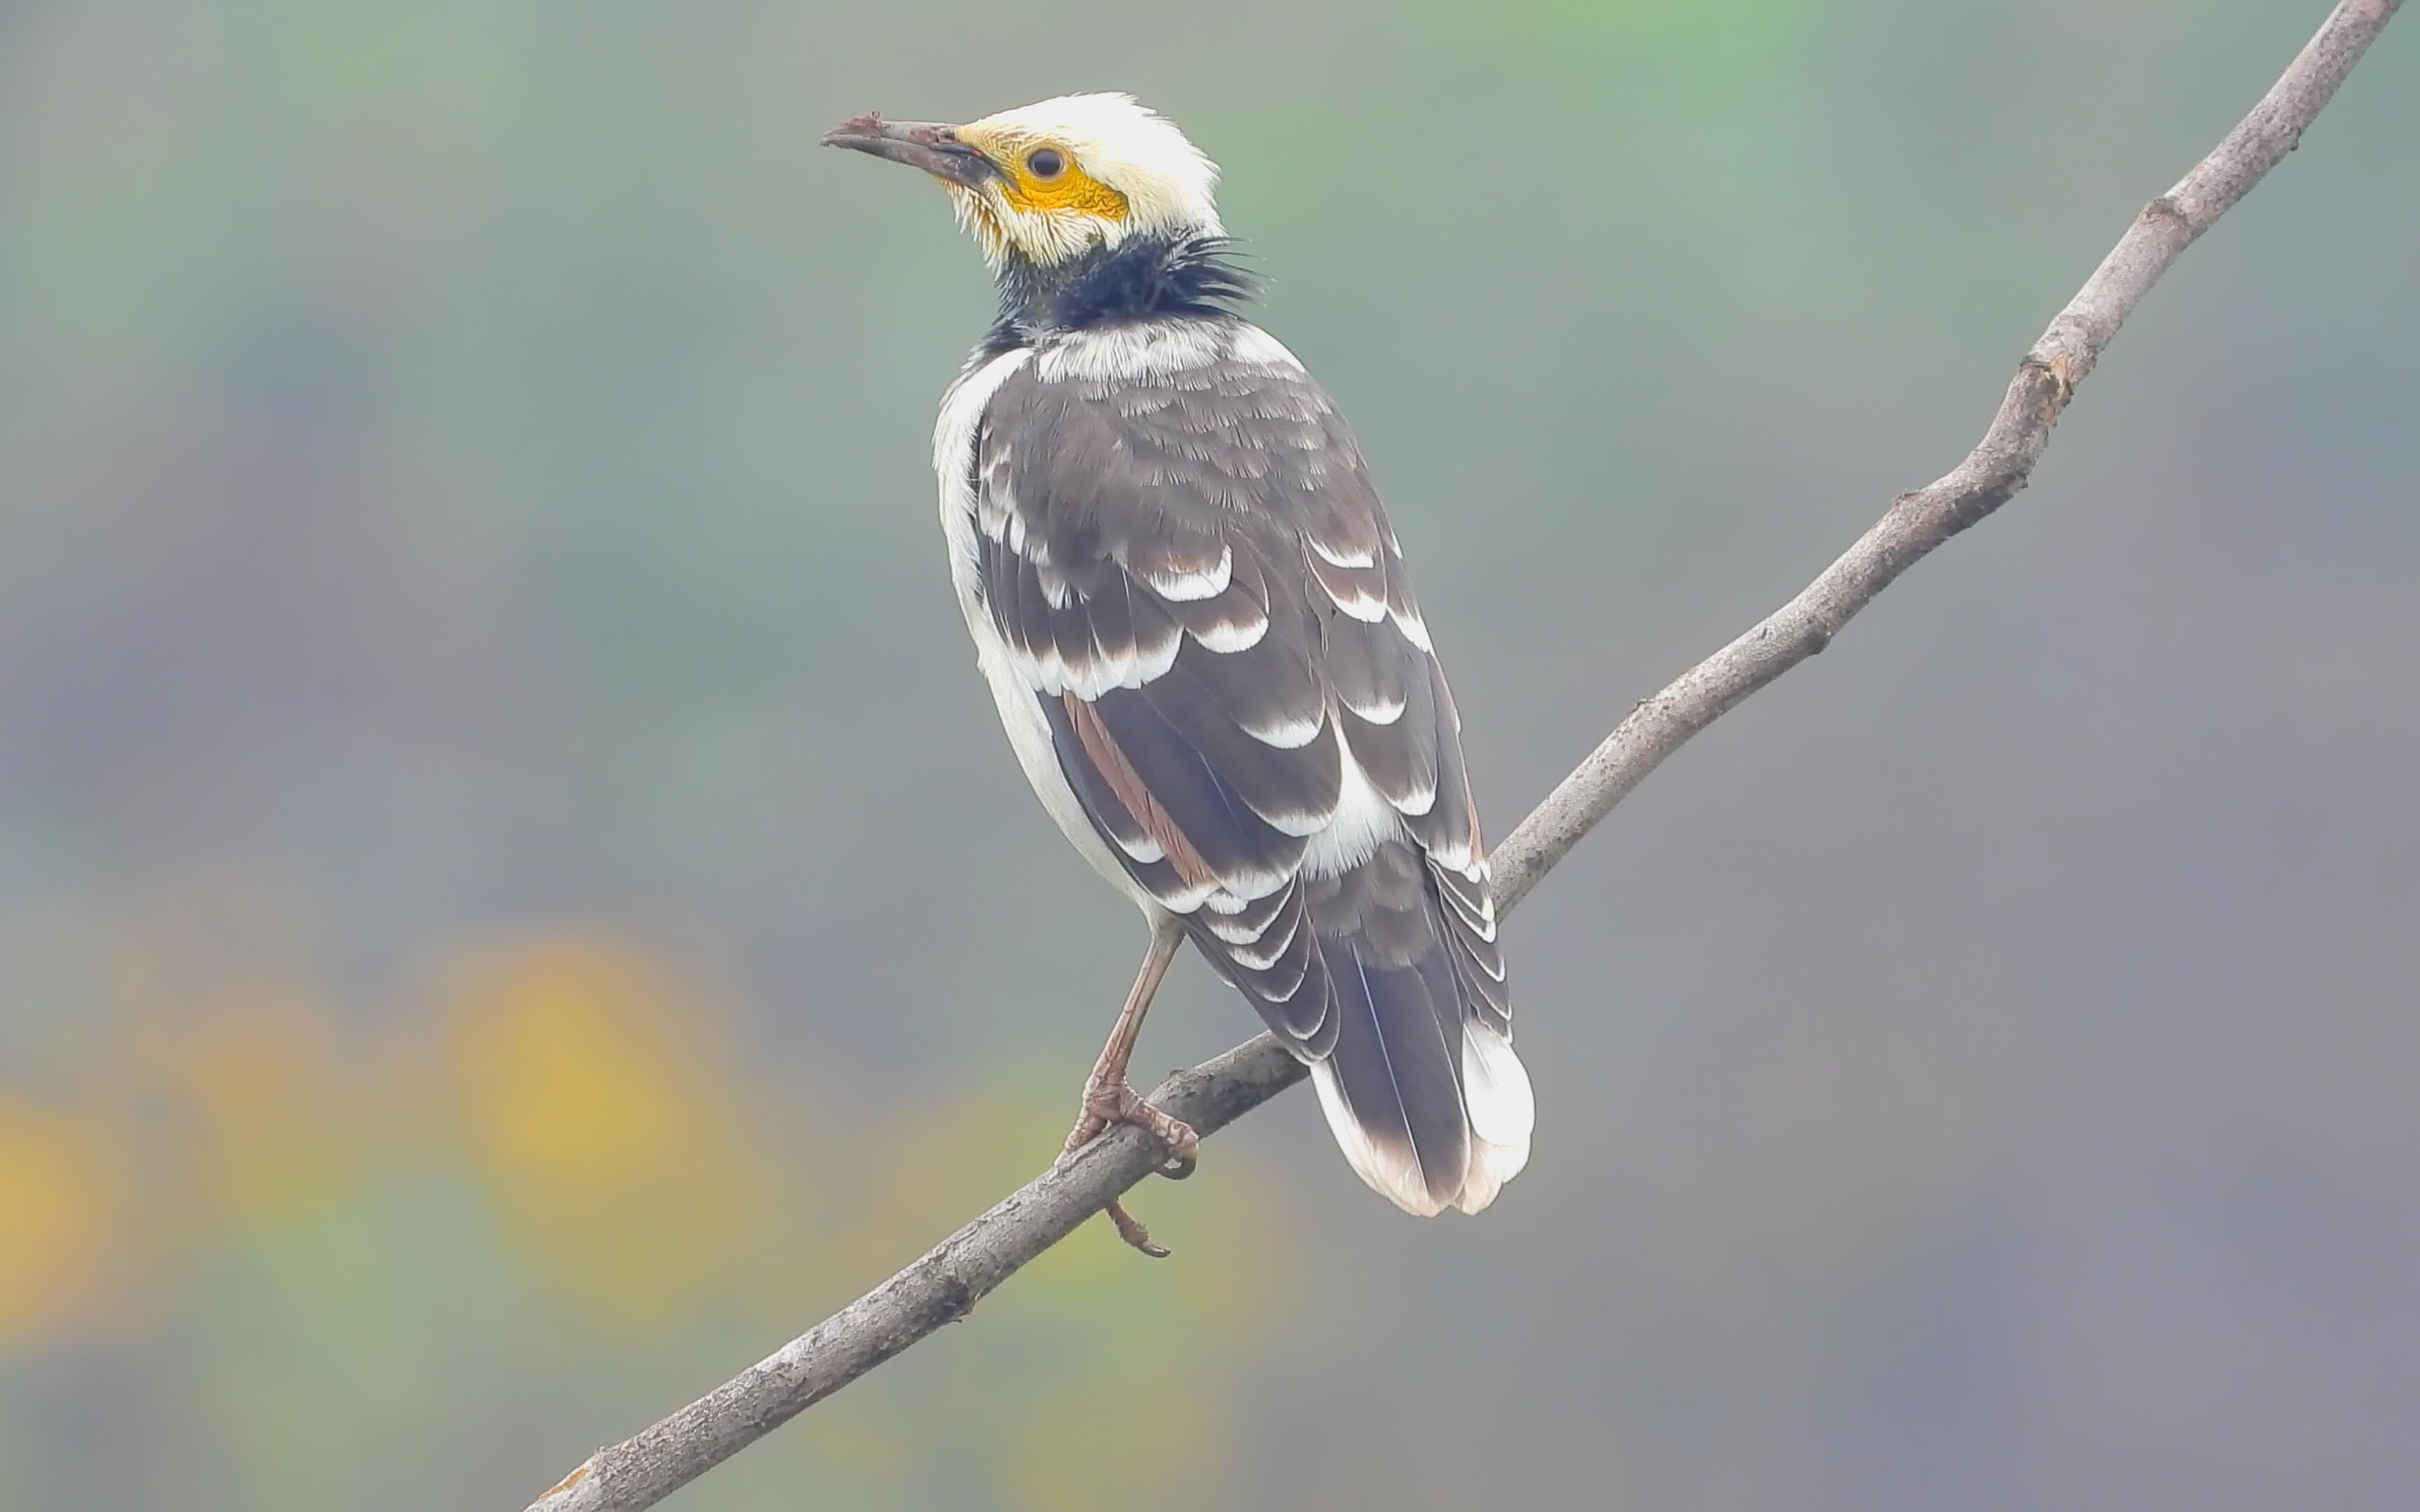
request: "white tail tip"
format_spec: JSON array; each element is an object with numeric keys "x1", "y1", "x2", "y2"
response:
[{"x1": 1309, "y1": 1021, "x2": 1534, "y2": 1217}]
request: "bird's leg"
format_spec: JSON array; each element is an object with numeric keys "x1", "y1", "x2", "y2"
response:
[
  {"x1": 1061, "y1": 914, "x2": 1197, "y2": 1167},
  {"x1": 1057, "y1": 914, "x2": 1198, "y2": 1256}
]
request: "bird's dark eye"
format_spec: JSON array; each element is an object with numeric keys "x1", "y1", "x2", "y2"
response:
[{"x1": 1026, "y1": 148, "x2": 1065, "y2": 180}]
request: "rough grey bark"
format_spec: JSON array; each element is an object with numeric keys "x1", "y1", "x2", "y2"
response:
[{"x1": 527, "y1": 4, "x2": 2401, "y2": 1506}]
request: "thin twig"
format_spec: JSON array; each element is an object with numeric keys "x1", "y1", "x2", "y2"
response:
[{"x1": 527, "y1": 4, "x2": 2400, "y2": 1506}]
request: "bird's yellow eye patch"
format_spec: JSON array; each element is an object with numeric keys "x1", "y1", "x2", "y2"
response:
[{"x1": 996, "y1": 141, "x2": 1129, "y2": 221}]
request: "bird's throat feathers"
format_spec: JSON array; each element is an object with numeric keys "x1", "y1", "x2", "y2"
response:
[{"x1": 988, "y1": 233, "x2": 1260, "y2": 346}]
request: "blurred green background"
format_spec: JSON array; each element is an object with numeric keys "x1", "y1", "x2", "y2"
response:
[{"x1": 2, "y1": 2, "x2": 2415, "y2": 1508}]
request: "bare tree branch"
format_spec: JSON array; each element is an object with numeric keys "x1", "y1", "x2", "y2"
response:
[{"x1": 527, "y1": 4, "x2": 2400, "y2": 1506}]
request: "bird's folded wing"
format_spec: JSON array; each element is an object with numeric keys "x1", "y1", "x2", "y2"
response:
[{"x1": 971, "y1": 333, "x2": 1505, "y2": 1053}]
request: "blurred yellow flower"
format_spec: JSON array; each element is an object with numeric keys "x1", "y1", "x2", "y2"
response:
[
  {"x1": 0, "y1": 1101, "x2": 118, "y2": 1344},
  {"x1": 443, "y1": 939, "x2": 796, "y2": 1319}
]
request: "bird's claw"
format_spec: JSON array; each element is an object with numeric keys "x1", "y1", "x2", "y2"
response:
[
  {"x1": 1060, "y1": 1080, "x2": 1198, "y2": 1176},
  {"x1": 1105, "y1": 1200, "x2": 1171, "y2": 1259},
  {"x1": 1057, "y1": 1081, "x2": 1199, "y2": 1257}
]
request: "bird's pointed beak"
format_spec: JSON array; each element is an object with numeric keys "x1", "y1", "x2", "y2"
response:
[{"x1": 822, "y1": 113, "x2": 1003, "y2": 191}]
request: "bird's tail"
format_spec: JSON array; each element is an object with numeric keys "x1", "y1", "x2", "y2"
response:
[{"x1": 1303, "y1": 878, "x2": 1533, "y2": 1216}]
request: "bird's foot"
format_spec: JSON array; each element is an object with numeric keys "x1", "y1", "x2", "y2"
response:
[
  {"x1": 1059, "y1": 1079, "x2": 1199, "y2": 1179},
  {"x1": 1055, "y1": 1081, "x2": 1199, "y2": 1260}
]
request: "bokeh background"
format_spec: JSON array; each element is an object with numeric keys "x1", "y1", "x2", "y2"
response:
[{"x1": 4, "y1": 1, "x2": 2415, "y2": 1508}]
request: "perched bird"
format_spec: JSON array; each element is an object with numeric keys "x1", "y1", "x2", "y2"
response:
[{"x1": 826, "y1": 94, "x2": 1531, "y2": 1252}]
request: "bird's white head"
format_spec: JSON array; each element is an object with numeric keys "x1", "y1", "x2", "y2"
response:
[{"x1": 823, "y1": 93, "x2": 1222, "y2": 270}]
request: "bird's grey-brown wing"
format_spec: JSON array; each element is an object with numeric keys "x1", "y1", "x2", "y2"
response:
[
  {"x1": 972, "y1": 335, "x2": 1340, "y2": 1054},
  {"x1": 971, "y1": 321, "x2": 1516, "y2": 1212},
  {"x1": 1307, "y1": 489, "x2": 1510, "y2": 1044}
]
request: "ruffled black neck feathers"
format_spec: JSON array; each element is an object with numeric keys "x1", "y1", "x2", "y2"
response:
[{"x1": 988, "y1": 234, "x2": 1259, "y2": 349}]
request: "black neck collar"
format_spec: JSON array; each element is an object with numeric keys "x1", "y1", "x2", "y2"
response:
[{"x1": 986, "y1": 233, "x2": 1259, "y2": 350}]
